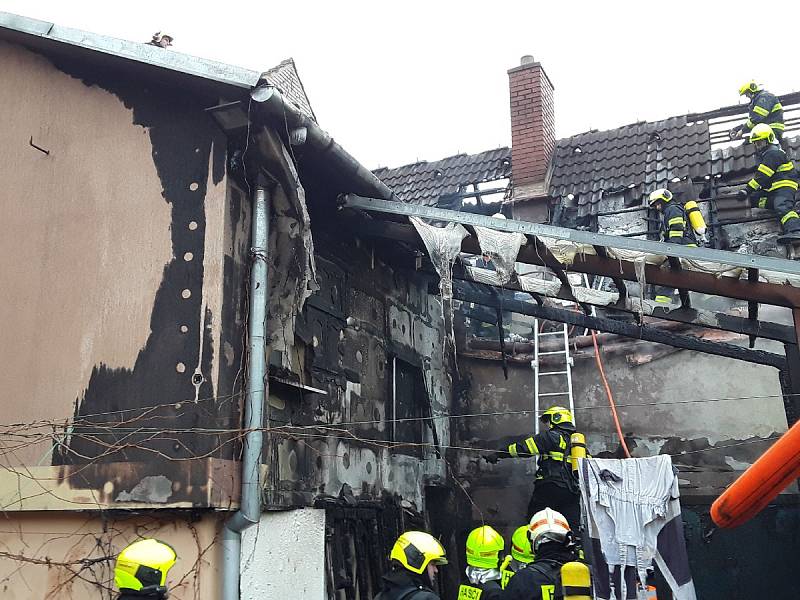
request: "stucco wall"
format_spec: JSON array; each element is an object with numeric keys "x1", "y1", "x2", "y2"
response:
[
  {"x1": 0, "y1": 511, "x2": 223, "y2": 599},
  {"x1": 0, "y1": 39, "x2": 245, "y2": 506},
  {"x1": 241, "y1": 508, "x2": 326, "y2": 600}
]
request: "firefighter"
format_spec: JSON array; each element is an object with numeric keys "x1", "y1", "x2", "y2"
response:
[
  {"x1": 502, "y1": 508, "x2": 585, "y2": 600},
  {"x1": 114, "y1": 538, "x2": 177, "y2": 600},
  {"x1": 458, "y1": 525, "x2": 505, "y2": 599},
  {"x1": 376, "y1": 531, "x2": 448, "y2": 600},
  {"x1": 730, "y1": 81, "x2": 785, "y2": 142},
  {"x1": 649, "y1": 188, "x2": 697, "y2": 248},
  {"x1": 742, "y1": 123, "x2": 800, "y2": 241},
  {"x1": 648, "y1": 188, "x2": 698, "y2": 302},
  {"x1": 500, "y1": 525, "x2": 536, "y2": 589},
  {"x1": 487, "y1": 406, "x2": 583, "y2": 529}
]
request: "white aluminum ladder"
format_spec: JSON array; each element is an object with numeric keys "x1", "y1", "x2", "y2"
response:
[{"x1": 531, "y1": 321, "x2": 575, "y2": 434}]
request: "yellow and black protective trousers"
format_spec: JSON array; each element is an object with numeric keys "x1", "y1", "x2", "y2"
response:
[{"x1": 747, "y1": 144, "x2": 800, "y2": 234}]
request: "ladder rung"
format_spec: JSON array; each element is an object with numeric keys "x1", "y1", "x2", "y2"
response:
[
  {"x1": 538, "y1": 392, "x2": 570, "y2": 397},
  {"x1": 538, "y1": 350, "x2": 567, "y2": 356},
  {"x1": 539, "y1": 371, "x2": 568, "y2": 376},
  {"x1": 537, "y1": 331, "x2": 564, "y2": 337}
]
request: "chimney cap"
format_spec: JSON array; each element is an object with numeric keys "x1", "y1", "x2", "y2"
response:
[{"x1": 520, "y1": 55, "x2": 535, "y2": 65}]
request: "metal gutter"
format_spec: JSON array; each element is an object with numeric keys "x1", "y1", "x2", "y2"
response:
[
  {"x1": 0, "y1": 11, "x2": 261, "y2": 89},
  {"x1": 251, "y1": 85, "x2": 395, "y2": 200},
  {"x1": 222, "y1": 184, "x2": 269, "y2": 600}
]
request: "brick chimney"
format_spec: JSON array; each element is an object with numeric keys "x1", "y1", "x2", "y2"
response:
[{"x1": 508, "y1": 55, "x2": 554, "y2": 222}]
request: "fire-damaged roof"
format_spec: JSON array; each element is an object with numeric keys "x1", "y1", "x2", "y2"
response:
[
  {"x1": 549, "y1": 117, "x2": 711, "y2": 216},
  {"x1": 712, "y1": 136, "x2": 800, "y2": 178},
  {"x1": 372, "y1": 147, "x2": 511, "y2": 205},
  {"x1": 374, "y1": 100, "x2": 800, "y2": 217}
]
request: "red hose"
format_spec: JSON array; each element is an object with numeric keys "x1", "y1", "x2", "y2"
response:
[{"x1": 591, "y1": 330, "x2": 631, "y2": 458}]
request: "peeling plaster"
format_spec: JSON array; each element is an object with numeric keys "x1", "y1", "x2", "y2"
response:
[{"x1": 115, "y1": 475, "x2": 173, "y2": 503}]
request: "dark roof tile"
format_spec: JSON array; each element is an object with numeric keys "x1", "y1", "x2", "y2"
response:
[
  {"x1": 263, "y1": 58, "x2": 316, "y2": 122},
  {"x1": 373, "y1": 147, "x2": 512, "y2": 205},
  {"x1": 549, "y1": 116, "x2": 712, "y2": 210},
  {"x1": 374, "y1": 110, "x2": 799, "y2": 211}
]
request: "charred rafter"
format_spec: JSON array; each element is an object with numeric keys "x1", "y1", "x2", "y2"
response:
[{"x1": 457, "y1": 287, "x2": 785, "y2": 369}]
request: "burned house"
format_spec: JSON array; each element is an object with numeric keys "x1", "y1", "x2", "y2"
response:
[
  {"x1": 0, "y1": 13, "x2": 453, "y2": 599},
  {"x1": 371, "y1": 57, "x2": 800, "y2": 598}
]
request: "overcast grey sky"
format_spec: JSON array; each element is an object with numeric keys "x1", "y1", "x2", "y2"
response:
[{"x1": 3, "y1": 1, "x2": 799, "y2": 170}]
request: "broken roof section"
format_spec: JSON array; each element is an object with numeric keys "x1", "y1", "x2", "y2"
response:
[
  {"x1": 374, "y1": 98, "x2": 800, "y2": 218},
  {"x1": 549, "y1": 116, "x2": 711, "y2": 217}
]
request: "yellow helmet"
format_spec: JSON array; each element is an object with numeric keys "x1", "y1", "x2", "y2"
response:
[
  {"x1": 648, "y1": 188, "x2": 673, "y2": 206},
  {"x1": 749, "y1": 123, "x2": 776, "y2": 144},
  {"x1": 390, "y1": 531, "x2": 448, "y2": 574},
  {"x1": 541, "y1": 406, "x2": 574, "y2": 427},
  {"x1": 114, "y1": 539, "x2": 177, "y2": 594},
  {"x1": 739, "y1": 80, "x2": 760, "y2": 96},
  {"x1": 510, "y1": 525, "x2": 535, "y2": 563},
  {"x1": 465, "y1": 525, "x2": 504, "y2": 569}
]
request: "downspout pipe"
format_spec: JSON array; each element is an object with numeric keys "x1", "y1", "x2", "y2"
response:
[
  {"x1": 222, "y1": 183, "x2": 269, "y2": 600},
  {"x1": 250, "y1": 85, "x2": 395, "y2": 201}
]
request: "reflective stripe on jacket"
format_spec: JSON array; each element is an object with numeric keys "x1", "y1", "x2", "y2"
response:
[
  {"x1": 660, "y1": 202, "x2": 697, "y2": 246},
  {"x1": 506, "y1": 427, "x2": 578, "y2": 489},
  {"x1": 745, "y1": 90, "x2": 784, "y2": 134},
  {"x1": 747, "y1": 145, "x2": 799, "y2": 195}
]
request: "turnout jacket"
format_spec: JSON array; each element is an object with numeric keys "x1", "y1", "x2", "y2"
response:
[
  {"x1": 457, "y1": 579, "x2": 503, "y2": 600},
  {"x1": 374, "y1": 569, "x2": 440, "y2": 600},
  {"x1": 745, "y1": 90, "x2": 785, "y2": 136},
  {"x1": 660, "y1": 202, "x2": 697, "y2": 246},
  {"x1": 501, "y1": 546, "x2": 577, "y2": 600},
  {"x1": 747, "y1": 144, "x2": 799, "y2": 202},
  {"x1": 501, "y1": 425, "x2": 578, "y2": 490}
]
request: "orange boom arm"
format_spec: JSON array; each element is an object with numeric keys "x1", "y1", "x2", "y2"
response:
[{"x1": 711, "y1": 419, "x2": 800, "y2": 528}]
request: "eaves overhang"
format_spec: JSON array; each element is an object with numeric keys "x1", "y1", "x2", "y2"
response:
[{"x1": 0, "y1": 11, "x2": 262, "y2": 92}]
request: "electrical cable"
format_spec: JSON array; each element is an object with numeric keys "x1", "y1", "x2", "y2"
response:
[{"x1": 591, "y1": 329, "x2": 631, "y2": 458}]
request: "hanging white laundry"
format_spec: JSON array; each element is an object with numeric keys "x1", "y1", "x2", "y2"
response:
[{"x1": 579, "y1": 455, "x2": 696, "y2": 600}]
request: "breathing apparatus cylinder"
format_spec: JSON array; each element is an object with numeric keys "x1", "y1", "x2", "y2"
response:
[
  {"x1": 684, "y1": 200, "x2": 707, "y2": 235},
  {"x1": 561, "y1": 561, "x2": 591, "y2": 600},
  {"x1": 569, "y1": 432, "x2": 587, "y2": 474}
]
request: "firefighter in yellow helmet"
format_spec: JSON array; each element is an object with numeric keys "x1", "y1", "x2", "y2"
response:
[
  {"x1": 114, "y1": 539, "x2": 177, "y2": 600},
  {"x1": 742, "y1": 123, "x2": 800, "y2": 242},
  {"x1": 486, "y1": 406, "x2": 584, "y2": 530},
  {"x1": 502, "y1": 508, "x2": 587, "y2": 600},
  {"x1": 376, "y1": 531, "x2": 448, "y2": 600},
  {"x1": 648, "y1": 187, "x2": 698, "y2": 302},
  {"x1": 730, "y1": 81, "x2": 785, "y2": 142},
  {"x1": 458, "y1": 525, "x2": 505, "y2": 599},
  {"x1": 500, "y1": 525, "x2": 536, "y2": 589}
]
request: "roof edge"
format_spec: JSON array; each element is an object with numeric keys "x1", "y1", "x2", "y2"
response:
[{"x1": 0, "y1": 11, "x2": 262, "y2": 90}]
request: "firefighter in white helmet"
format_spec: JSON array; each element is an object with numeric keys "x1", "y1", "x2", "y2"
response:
[{"x1": 502, "y1": 508, "x2": 590, "y2": 600}]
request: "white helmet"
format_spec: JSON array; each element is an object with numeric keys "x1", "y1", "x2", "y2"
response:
[
  {"x1": 528, "y1": 508, "x2": 571, "y2": 553},
  {"x1": 491, "y1": 212, "x2": 507, "y2": 220}
]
